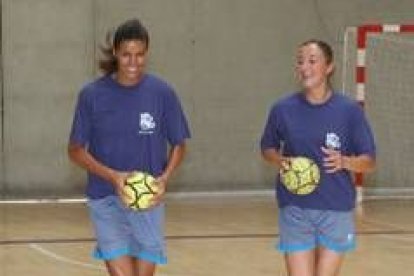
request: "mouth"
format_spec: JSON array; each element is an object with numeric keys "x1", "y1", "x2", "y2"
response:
[
  {"x1": 301, "y1": 75, "x2": 312, "y2": 81},
  {"x1": 126, "y1": 67, "x2": 139, "y2": 73}
]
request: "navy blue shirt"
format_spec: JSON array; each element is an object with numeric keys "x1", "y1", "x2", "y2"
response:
[
  {"x1": 261, "y1": 92, "x2": 375, "y2": 211},
  {"x1": 70, "y1": 74, "x2": 191, "y2": 199}
]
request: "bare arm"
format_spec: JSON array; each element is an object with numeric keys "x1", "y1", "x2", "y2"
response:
[
  {"x1": 341, "y1": 154, "x2": 376, "y2": 173},
  {"x1": 321, "y1": 146, "x2": 376, "y2": 174},
  {"x1": 151, "y1": 143, "x2": 187, "y2": 205},
  {"x1": 261, "y1": 148, "x2": 287, "y2": 170},
  {"x1": 67, "y1": 143, "x2": 126, "y2": 190},
  {"x1": 157, "y1": 143, "x2": 187, "y2": 184}
]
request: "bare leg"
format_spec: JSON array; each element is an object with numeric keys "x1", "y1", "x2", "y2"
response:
[
  {"x1": 285, "y1": 250, "x2": 315, "y2": 276},
  {"x1": 316, "y1": 247, "x2": 344, "y2": 276},
  {"x1": 105, "y1": 255, "x2": 135, "y2": 276},
  {"x1": 135, "y1": 259, "x2": 156, "y2": 276}
]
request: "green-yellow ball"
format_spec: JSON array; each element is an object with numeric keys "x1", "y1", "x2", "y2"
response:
[
  {"x1": 123, "y1": 171, "x2": 159, "y2": 210},
  {"x1": 281, "y1": 157, "x2": 320, "y2": 195}
]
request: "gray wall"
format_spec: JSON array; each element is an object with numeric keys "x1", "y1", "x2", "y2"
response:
[
  {"x1": 1, "y1": 0, "x2": 414, "y2": 197},
  {"x1": 2, "y1": 0, "x2": 95, "y2": 196}
]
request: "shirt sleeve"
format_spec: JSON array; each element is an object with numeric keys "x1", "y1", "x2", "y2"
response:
[
  {"x1": 69, "y1": 89, "x2": 92, "y2": 147},
  {"x1": 260, "y1": 105, "x2": 283, "y2": 152},
  {"x1": 163, "y1": 89, "x2": 191, "y2": 145},
  {"x1": 349, "y1": 105, "x2": 376, "y2": 157}
]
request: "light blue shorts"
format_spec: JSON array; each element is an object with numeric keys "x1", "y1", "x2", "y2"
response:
[
  {"x1": 87, "y1": 195, "x2": 167, "y2": 264},
  {"x1": 278, "y1": 206, "x2": 355, "y2": 254}
]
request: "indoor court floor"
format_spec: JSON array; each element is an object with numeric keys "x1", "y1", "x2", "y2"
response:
[{"x1": 1, "y1": 195, "x2": 414, "y2": 276}]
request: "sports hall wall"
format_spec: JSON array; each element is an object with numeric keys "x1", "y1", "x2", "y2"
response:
[{"x1": 0, "y1": 0, "x2": 413, "y2": 197}]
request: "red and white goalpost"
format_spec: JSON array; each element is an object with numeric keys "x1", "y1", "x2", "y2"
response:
[
  {"x1": 353, "y1": 24, "x2": 414, "y2": 103},
  {"x1": 343, "y1": 24, "x2": 414, "y2": 201}
]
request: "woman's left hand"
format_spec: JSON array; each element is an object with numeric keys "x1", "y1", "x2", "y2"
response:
[
  {"x1": 150, "y1": 175, "x2": 168, "y2": 207},
  {"x1": 321, "y1": 146, "x2": 344, "y2": 173}
]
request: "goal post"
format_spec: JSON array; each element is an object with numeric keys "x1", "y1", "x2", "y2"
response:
[{"x1": 342, "y1": 24, "x2": 414, "y2": 199}]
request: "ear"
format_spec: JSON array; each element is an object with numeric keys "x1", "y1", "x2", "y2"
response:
[
  {"x1": 293, "y1": 67, "x2": 300, "y2": 82},
  {"x1": 327, "y1": 63, "x2": 335, "y2": 75}
]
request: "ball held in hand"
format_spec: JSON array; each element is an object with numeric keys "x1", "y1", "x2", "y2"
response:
[
  {"x1": 280, "y1": 157, "x2": 320, "y2": 195},
  {"x1": 123, "y1": 171, "x2": 159, "y2": 210}
]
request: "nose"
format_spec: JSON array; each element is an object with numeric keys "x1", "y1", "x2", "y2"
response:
[{"x1": 129, "y1": 56, "x2": 137, "y2": 66}]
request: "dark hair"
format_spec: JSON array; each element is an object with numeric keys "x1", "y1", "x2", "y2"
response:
[
  {"x1": 300, "y1": 39, "x2": 333, "y2": 65},
  {"x1": 99, "y1": 18, "x2": 150, "y2": 74}
]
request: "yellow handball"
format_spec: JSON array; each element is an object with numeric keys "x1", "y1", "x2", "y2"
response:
[
  {"x1": 123, "y1": 171, "x2": 159, "y2": 210},
  {"x1": 280, "y1": 156, "x2": 320, "y2": 195}
]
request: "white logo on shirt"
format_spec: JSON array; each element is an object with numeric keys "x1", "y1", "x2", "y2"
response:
[
  {"x1": 325, "y1": 132, "x2": 341, "y2": 149},
  {"x1": 139, "y1": 112, "x2": 156, "y2": 134}
]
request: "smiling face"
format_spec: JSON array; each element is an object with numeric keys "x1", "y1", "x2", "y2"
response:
[
  {"x1": 114, "y1": 39, "x2": 148, "y2": 86},
  {"x1": 295, "y1": 42, "x2": 334, "y2": 92}
]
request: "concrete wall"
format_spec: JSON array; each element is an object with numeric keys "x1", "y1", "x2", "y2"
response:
[
  {"x1": 0, "y1": 2, "x2": 3, "y2": 196},
  {"x1": 1, "y1": 0, "x2": 414, "y2": 196},
  {"x1": 2, "y1": 0, "x2": 95, "y2": 196}
]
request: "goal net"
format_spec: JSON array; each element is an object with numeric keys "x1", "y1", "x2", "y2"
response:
[{"x1": 342, "y1": 25, "x2": 414, "y2": 198}]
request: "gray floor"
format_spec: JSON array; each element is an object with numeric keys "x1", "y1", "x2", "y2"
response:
[{"x1": 1, "y1": 196, "x2": 413, "y2": 275}]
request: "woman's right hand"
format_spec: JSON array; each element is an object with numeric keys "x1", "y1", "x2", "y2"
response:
[
  {"x1": 279, "y1": 156, "x2": 292, "y2": 173},
  {"x1": 110, "y1": 170, "x2": 133, "y2": 205}
]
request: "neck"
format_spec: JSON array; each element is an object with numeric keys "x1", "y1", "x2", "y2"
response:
[
  {"x1": 305, "y1": 86, "x2": 332, "y2": 104},
  {"x1": 114, "y1": 73, "x2": 144, "y2": 87}
]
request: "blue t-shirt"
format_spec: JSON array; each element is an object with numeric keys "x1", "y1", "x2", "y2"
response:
[
  {"x1": 70, "y1": 74, "x2": 191, "y2": 199},
  {"x1": 260, "y1": 92, "x2": 376, "y2": 211}
]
